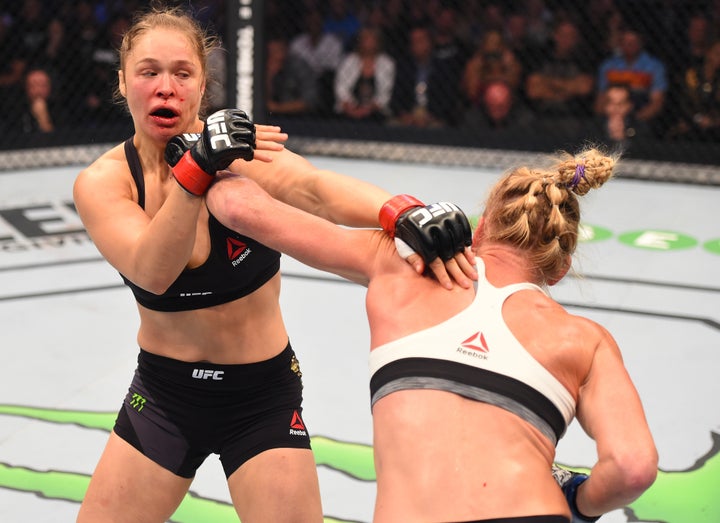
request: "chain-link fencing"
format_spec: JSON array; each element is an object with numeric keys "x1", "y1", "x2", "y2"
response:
[{"x1": 1, "y1": 1, "x2": 719, "y2": 183}]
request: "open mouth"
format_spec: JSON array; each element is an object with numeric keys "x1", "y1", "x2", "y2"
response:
[{"x1": 151, "y1": 108, "x2": 178, "y2": 118}]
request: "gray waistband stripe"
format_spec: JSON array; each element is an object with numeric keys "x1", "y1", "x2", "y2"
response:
[{"x1": 371, "y1": 376, "x2": 558, "y2": 446}]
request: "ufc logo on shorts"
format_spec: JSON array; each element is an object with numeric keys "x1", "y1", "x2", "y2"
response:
[
  {"x1": 206, "y1": 112, "x2": 231, "y2": 150},
  {"x1": 192, "y1": 368, "x2": 225, "y2": 380},
  {"x1": 410, "y1": 202, "x2": 461, "y2": 226}
]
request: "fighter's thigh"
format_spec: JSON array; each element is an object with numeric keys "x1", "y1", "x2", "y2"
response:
[
  {"x1": 77, "y1": 432, "x2": 193, "y2": 523},
  {"x1": 227, "y1": 447, "x2": 322, "y2": 523}
]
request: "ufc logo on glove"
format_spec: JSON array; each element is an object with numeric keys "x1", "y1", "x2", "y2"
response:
[
  {"x1": 206, "y1": 112, "x2": 231, "y2": 150},
  {"x1": 408, "y1": 202, "x2": 463, "y2": 226}
]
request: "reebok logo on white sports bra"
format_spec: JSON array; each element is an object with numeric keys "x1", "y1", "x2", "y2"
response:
[{"x1": 460, "y1": 331, "x2": 489, "y2": 352}]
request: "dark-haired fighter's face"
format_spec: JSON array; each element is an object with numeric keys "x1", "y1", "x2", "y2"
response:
[{"x1": 119, "y1": 27, "x2": 205, "y2": 142}]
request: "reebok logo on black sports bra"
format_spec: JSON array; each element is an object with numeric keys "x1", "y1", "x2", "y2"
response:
[
  {"x1": 120, "y1": 137, "x2": 281, "y2": 312},
  {"x1": 227, "y1": 237, "x2": 252, "y2": 266}
]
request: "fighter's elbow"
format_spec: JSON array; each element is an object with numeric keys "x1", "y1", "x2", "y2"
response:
[{"x1": 615, "y1": 446, "x2": 658, "y2": 499}]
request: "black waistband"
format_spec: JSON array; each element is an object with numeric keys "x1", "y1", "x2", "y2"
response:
[{"x1": 137, "y1": 342, "x2": 294, "y2": 389}]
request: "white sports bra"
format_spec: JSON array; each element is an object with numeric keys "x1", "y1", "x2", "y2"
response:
[{"x1": 369, "y1": 258, "x2": 576, "y2": 446}]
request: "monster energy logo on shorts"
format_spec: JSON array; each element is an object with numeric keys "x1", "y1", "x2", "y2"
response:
[{"x1": 130, "y1": 393, "x2": 146, "y2": 412}]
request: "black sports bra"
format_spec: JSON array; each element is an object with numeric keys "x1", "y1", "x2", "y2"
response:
[{"x1": 119, "y1": 138, "x2": 281, "y2": 312}]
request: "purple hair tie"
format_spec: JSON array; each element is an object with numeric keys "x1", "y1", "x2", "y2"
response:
[{"x1": 570, "y1": 162, "x2": 586, "y2": 189}]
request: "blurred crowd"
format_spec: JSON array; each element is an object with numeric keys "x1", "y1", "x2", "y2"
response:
[
  {"x1": 2, "y1": 0, "x2": 719, "y2": 150},
  {"x1": 266, "y1": 0, "x2": 720, "y2": 147},
  {"x1": 0, "y1": 0, "x2": 222, "y2": 138}
]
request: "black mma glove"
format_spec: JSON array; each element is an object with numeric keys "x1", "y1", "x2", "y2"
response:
[
  {"x1": 164, "y1": 132, "x2": 200, "y2": 167},
  {"x1": 165, "y1": 109, "x2": 256, "y2": 196},
  {"x1": 379, "y1": 194, "x2": 472, "y2": 263}
]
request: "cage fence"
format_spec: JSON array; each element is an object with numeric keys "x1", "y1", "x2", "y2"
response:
[{"x1": 1, "y1": 0, "x2": 719, "y2": 184}]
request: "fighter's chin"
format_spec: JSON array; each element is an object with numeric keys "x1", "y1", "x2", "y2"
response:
[
  {"x1": 150, "y1": 114, "x2": 182, "y2": 129},
  {"x1": 146, "y1": 117, "x2": 190, "y2": 142}
]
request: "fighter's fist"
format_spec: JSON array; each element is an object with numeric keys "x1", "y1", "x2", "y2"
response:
[
  {"x1": 164, "y1": 133, "x2": 200, "y2": 167},
  {"x1": 379, "y1": 195, "x2": 472, "y2": 263},
  {"x1": 558, "y1": 471, "x2": 600, "y2": 523},
  {"x1": 167, "y1": 109, "x2": 256, "y2": 196},
  {"x1": 397, "y1": 201, "x2": 472, "y2": 262}
]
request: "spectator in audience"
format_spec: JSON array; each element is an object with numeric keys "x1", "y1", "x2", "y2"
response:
[
  {"x1": 334, "y1": 25, "x2": 396, "y2": 122},
  {"x1": 61, "y1": 0, "x2": 106, "y2": 125},
  {"x1": 0, "y1": 1, "x2": 49, "y2": 129},
  {"x1": 523, "y1": 0, "x2": 554, "y2": 49},
  {"x1": 463, "y1": 80, "x2": 534, "y2": 131},
  {"x1": 506, "y1": 9, "x2": 551, "y2": 105},
  {"x1": 266, "y1": 35, "x2": 318, "y2": 116},
  {"x1": 31, "y1": 15, "x2": 97, "y2": 130},
  {"x1": 389, "y1": 24, "x2": 444, "y2": 128},
  {"x1": 604, "y1": 6, "x2": 626, "y2": 58},
  {"x1": 594, "y1": 27, "x2": 668, "y2": 135},
  {"x1": 428, "y1": 5, "x2": 472, "y2": 125},
  {"x1": 504, "y1": 10, "x2": 530, "y2": 56},
  {"x1": 525, "y1": 19, "x2": 595, "y2": 120},
  {"x1": 362, "y1": 0, "x2": 408, "y2": 60},
  {"x1": 666, "y1": 11, "x2": 715, "y2": 111},
  {"x1": 462, "y1": 29, "x2": 523, "y2": 110},
  {"x1": 11, "y1": 0, "x2": 50, "y2": 65},
  {"x1": 290, "y1": 9, "x2": 344, "y2": 78},
  {"x1": 573, "y1": 0, "x2": 626, "y2": 68},
  {"x1": 66, "y1": 0, "x2": 103, "y2": 62},
  {"x1": 19, "y1": 67, "x2": 66, "y2": 134},
  {"x1": 482, "y1": 2, "x2": 508, "y2": 34},
  {"x1": 464, "y1": 2, "x2": 507, "y2": 46},
  {"x1": 711, "y1": 0, "x2": 720, "y2": 29},
  {"x1": 82, "y1": 13, "x2": 133, "y2": 126},
  {"x1": 403, "y1": 1, "x2": 434, "y2": 31},
  {"x1": 504, "y1": 10, "x2": 539, "y2": 80},
  {"x1": 0, "y1": 16, "x2": 28, "y2": 131},
  {"x1": 682, "y1": 12, "x2": 714, "y2": 71},
  {"x1": 289, "y1": 9, "x2": 344, "y2": 115},
  {"x1": 264, "y1": 0, "x2": 289, "y2": 38},
  {"x1": 668, "y1": 40, "x2": 720, "y2": 142},
  {"x1": 323, "y1": 0, "x2": 361, "y2": 51},
  {"x1": 42, "y1": 17, "x2": 66, "y2": 71},
  {"x1": 584, "y1": 0, "x2": 617, "y2": 25},
  {"x1": 595, "y1": 83, "x2": 646, "y2": 146}
]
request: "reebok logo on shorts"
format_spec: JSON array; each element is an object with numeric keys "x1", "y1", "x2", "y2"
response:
[
  {"x1": 227, "y1": 237, "x2": 252, "y2": 266},
  {"x1": 289, "y1": 410, "x2": 307, "y2": 436}
]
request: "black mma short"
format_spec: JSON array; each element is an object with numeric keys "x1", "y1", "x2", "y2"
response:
[{"x1": 113, "y1": 343, "x2": 311, "y2": 478}]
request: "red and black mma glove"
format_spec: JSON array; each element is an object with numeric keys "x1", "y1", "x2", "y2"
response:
[
  {"x1": 379, "y1": 194, "x2": 472, "y2": 263},
  {"x1": 164, "y1": 109, "x2": 256, "y2": 196}
]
